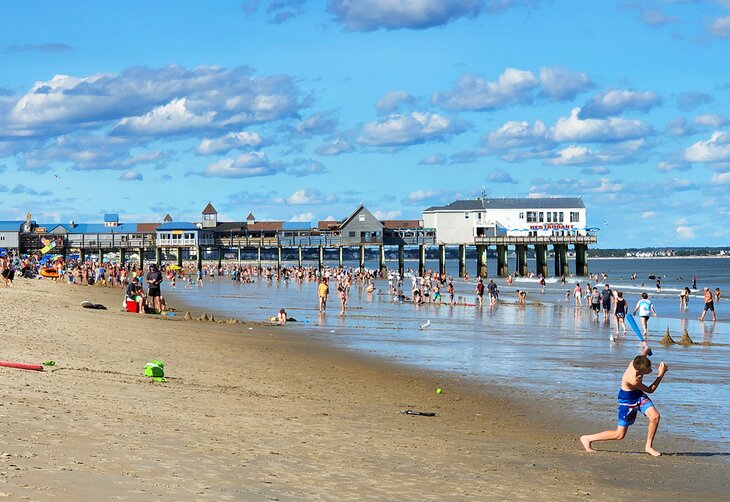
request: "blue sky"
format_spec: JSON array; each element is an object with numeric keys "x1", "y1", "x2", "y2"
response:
[{"x1": 1, "y1": 0, "x2": 729, "y2": 248}]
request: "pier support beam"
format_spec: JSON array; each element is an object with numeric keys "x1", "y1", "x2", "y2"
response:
[
  {"x1": 276, "y1": 245, "x2": 282, "y2": 272},
  {"x1": 99, "y1": 249, "x2": 105, "y2": 265},
  {"x1": 516, "y1": 245, "x2": 528, "y2": 277},
  {"x1": 237, "y1": 247, "x2": 241, "y2": 265},
  {"x1": 359, "y1": 246, "x2": 366, "y2": 271},
  {"x1": 297, "y1": 246, "x2": 302, "y2": 268},
  {"x1": 257, "y1": 246, "x2": 262, "y2": 272},
  {"x1": 120, "y1": 249, "x2": 126, "y2": 266},
  {"x1": 217, "y1": 246, "x2": 222, "y2": 271},
  {"x1": 438, "y1": 245, "x2": 446, "y2": 276},
  {"x1": 496, "y1": 244, "x2": 509, "y2": 277},
  {"x1": 535, "y1": 244, "x2": 548, "y2": 278},
  {"x1": 458, "y1": 244, "x2": 467, "y2": 278},
  {"x1": 176, "y1": 247, "x2": 182, "y2": 268},
  {"x1": 575, "y1": 244, "x2": 589, "y2": 277},
  {"x1": 418, "y1": 245, "x2": 426, "y2": 277},
  {"x1": 398, "y1": 245, "x2": 405, "y2": 277},
  {"x1": 338, "y1": 247, "x2": 343, "y2": 268},
  {"x1": 80, "y1": 249, "x2": 86, "y2": 263},
  {"x1": 379, "y1": 245, "x2": 387, "y2": 277},
  {"x1": 318, "y1": 246, "x2": 323, "y2": 271},
  {"x1": 155, "y1": 247, "x2": 162, "y2": 266},
  {"x1": 554, "y1": 245, "x2": 562, "y2": 277},
  {"x1": 138, "y1": 248, "x2": 145, "y2": 269},
  {"x1": 559, "y1": 244, "x2": 569, "y2": 277},
  {"x1": 196, "y1": 246, "x2": 202, "y2": 271},
  {"x1": 476, "y1": 245, "x2": 488, "y2": 278}
]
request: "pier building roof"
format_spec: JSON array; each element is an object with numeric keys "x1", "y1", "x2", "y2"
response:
[
  {"x1": 157, "y1": 222, "x2": 199, "y2": 231},
  {"x1": 424, "y1": 197, "x2": 585, "y2": 212},
  {"x1": 0, "y1": 221, "x2": 25, "y2": 232}
]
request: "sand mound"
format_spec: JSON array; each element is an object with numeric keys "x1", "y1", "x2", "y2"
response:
[
  {"x1": 660, "y1": 327, "x2": 676, "y2": 346},
  {"x1": 679, "y1": 329, "x2": 694, "y2": 346},
  {"x1": 183, "y1": 311, "x2": 192, "y2": 320},
  {"x1": 198, "y1": 312, "x2": 209, "y2": 321}
]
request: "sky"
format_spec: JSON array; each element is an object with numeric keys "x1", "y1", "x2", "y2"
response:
[{"x1": 1, "y1": 0, "x2": 729, "y2": 248}]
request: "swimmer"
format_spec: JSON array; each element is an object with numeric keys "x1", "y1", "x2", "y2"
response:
[
  {"x1": 277, "y1": 308, "x2": 287, "y2": 324},
  {"x1": 580, "y1": 347, "x2": 668, "y2": 457}
]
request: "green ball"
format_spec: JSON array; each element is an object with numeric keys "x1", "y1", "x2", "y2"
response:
[{"x1": 436, "y1": 388, "x2": 442, "y2": 394}]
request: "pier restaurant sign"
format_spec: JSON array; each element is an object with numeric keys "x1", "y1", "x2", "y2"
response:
[{"x1": 529, "y1": 224, "x2": 575, "y2": 230}]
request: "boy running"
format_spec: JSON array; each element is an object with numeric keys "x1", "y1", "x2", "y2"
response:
[{"x1": 580, "y1": 348, "x2": 668, "y2": 456}]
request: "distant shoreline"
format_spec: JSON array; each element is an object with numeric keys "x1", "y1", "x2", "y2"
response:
[{"x1": 589, "y1": 255, "x2": 729, "y2": 260}]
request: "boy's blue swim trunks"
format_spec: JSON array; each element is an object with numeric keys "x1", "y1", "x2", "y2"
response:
[{"x1": 617, "y1": 389, "x2": 654, "y2": 427}]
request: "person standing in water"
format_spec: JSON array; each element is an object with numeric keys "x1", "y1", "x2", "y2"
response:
[{"x1": 633, "y1": 292, "x2": 657, "y2": 345}]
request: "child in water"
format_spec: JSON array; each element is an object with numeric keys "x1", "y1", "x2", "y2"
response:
[{"x1": 580, "y1": 348, "x2": 668, "y2": 456}]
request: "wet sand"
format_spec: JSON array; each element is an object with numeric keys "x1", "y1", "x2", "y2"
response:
[{"x1": 0, "y1": 278, "x2": 728, "y2": 500}]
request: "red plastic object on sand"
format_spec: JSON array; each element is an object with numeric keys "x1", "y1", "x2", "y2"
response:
[
  {"x1": 126, "y1": 299, "x2": 139, "y2": 313},
  {"x1": 0, "y1": 361, "x2": 44, "y2": 371}
]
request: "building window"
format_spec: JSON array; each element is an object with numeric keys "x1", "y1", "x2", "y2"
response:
[
  {"x1": 526, "y1": 211, "x2": 537, "y2": 223},
  {"x1": 358, "y1": 215, "x2": 365, "y2": 222},
  {"x1": 570, "y1": 212, "x2": 580, "y2": 223},
  {"x1": 559, "y1": 212, "x2": 564, "y2": 222},
  {"x1": 349, "y1": 231, "x2": 356, "y2": 237},
  {"x1": 539, "y1": 212, "x2": 544, "y2": 222},
  {"x1": 553, "y1": 212, "x2": 558, "y2": 222},
  {"x1": 477, "y1": 212, "x2": 483, "y2": 220},
  {"x1": 464, "y1": 212, "x2": 469, "y2": 219},
  {"x1": 0, "y1": 235, "x2": 4, "y2": 241},
  {"x1": 203, "y1": 214, "x2": 215, "y2": 221},
  {"x1": 519, "y1": 212, "x2": 524, "y2": 219},
  {"x1": 547, "y1": 212, "x2": 552, "y2": 223}
]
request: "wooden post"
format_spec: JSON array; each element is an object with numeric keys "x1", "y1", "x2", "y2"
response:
[
  {"x1": 496, "y1": 244, "x2": 508, "y2": 277},
  {"x1": 398, "y1": 244, "x2": 405, "y2": 277},
  {"x1": 458, "y1": 244, "x2": 467, "y2": 278},
  {"x1": 418, "y1": 244, "x2": 426, "y2": 277},
  {"x1": 517, "y1": 244, "x2": 528, "y2": 277},
  {"x1": 438, "y1": 244, "x2": 446, "y2": 276}
]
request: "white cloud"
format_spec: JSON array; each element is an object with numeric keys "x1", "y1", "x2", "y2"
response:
[
  {"x1": 484, "y1": 120, "x2": 548, "y2": 150},
  {"x1": 327, "y1": 0, "x2": 484, "y2": 31},
  {"x1": 579, "y1": 90, "x2": 661, "y2": 119},
  {"x1": 405, "y1": 189, "x2": 448, "y2": 203},
  {"x1": 552, "y1": 108, "x2": 653, "y2": 143},
  {"x1": 545, "y1": 140, "x2": 645, "y2": 166},
  {"x1": 684, "y1": 131, "x2": 730, "y2": 162},
  {"x1": 419, "y1": 153, "x2": 448, "y2": 165},
  {"x1": 538, "y1": 67, "x2": 593, "y2": 101},
  {"x1": 358, "y1": 112, "x2": 466, "y2": 146},
  {"x1": 376, "y1": 91, "x2": 415, "y2": 113},
  {"x1": 201, "y1": 151, "x2": 281, "y2": 178},
  {"x1": 289, "y1": 212, "x2": 314, "y2": 223},
  {"x1": 676, "y1": 225, "x2": 695, "y2": 240},
  {"x1": 315, "y1": 138, "x2": 353, "y2": 156},
  {"x1": 287, "y1": 160, "x2": 327, "y2": 177},
  {"x1": 3, "y1": 65, "x2": 304, "y2": 138},
  {"x1": 114, "y1": 98, "x2": 215, "y2": 136},
  {"x1": 275, "y1": 188, "x2": 338, "y2": 205},
  {"x1": 487, "y1": 168, "x2": 517, "y2": 184},
  {"x1": 709, "y1": 16, "x2": 730, "y2": 39},
  {"x1": 693, "y1": 114, "x2": 727, "y2": 128},
  {"x1": 197, "y1": 131, "x2": 262, "y2": 155},
  {"x1": 433, "y1": 68, "x2": 538, "y2": 111},
  {"x1": 710, "y1": 171, "x2": 730, "y2": 185},
  {"x1": 295, "y1": 113, "x2": 338, "y2": 135},
  {"x1": 119, "y1": 169, "x2": 143, "y2": 181},
  {"x1": 641, "y1": 211, "x2": 658, "y2": 220},
  {"x1": 373, "y1": 209, "x2": 403, "y2": 219}
]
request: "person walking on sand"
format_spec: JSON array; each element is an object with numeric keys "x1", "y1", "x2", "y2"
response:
[
  {"x1": 613, "y1": 291, "x2": 628, "y2": 336},
  {"x1": 580, "y1": 347, "x2": 668, "y2": 457},
  {"x1": 475, "y1": 279, "x2": 485, "y2": 307},
  {"x1": 337, "y1": 281, "x2": 347, "y2": 315},
  {"x1": 601, "y1": 284, "x2": 613, "y2": 321},
  {"x1": 573, "y1": 282, "x2": 582, "y2": 306},
  {"x1": 318, "y1": 277, "x2": 329, "y2": 313},
  {"x1": 633, "y1": 292, "x2": 657, "y2": 344},
  {"x1": 699, "y1": 287, "x2": 716, "y2": 322}
]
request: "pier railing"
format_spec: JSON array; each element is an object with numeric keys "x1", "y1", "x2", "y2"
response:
[{"x1": 473, "y1": 235, "x2": 597, "y2": 245}]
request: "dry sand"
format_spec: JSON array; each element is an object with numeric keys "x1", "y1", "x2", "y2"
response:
[{"x1": 0, "y1": 278, "x2": 727, "y2": 501}]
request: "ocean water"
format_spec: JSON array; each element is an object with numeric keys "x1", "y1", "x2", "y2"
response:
[{"x1": 163, "y1": 257, "x2": 730, "y2": 449}]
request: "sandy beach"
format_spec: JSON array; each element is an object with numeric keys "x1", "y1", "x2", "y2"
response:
[{"x1": 0, "y1": 278, "x2": 727, "y2": 501}]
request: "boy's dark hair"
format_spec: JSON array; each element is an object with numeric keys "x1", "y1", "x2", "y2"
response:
[
  {"x1": 641, "y1": 292, "x2": 648, "y2": 299},
  {"x1": 632, "y1": 355, "x2": 652, "y2": 373}
]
